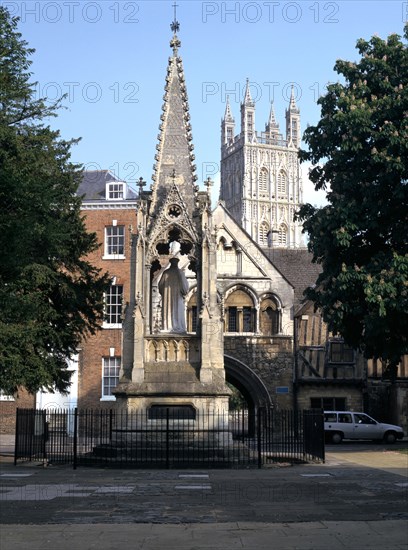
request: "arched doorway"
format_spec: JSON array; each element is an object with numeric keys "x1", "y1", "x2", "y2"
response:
[{"x1": 224, "y1": 355, "x2": 272, "y2": 436}]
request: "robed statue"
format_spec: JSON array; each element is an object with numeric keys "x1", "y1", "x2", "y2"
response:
[{"x1": 158, "y1": 257, "x2": 189, "y2": 333}]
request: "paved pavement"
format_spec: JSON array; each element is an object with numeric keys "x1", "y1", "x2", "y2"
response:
[{"x1": 0, "y1": 444, "x2": 407, "y2": 549}]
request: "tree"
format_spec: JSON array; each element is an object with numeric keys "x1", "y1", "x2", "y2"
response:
[
  {"x1": 296, "y1": 25, "x2": 408, "y2": 379},
  {"x1": 0, "y1": 7, "x2": 110, "y2": 395}
]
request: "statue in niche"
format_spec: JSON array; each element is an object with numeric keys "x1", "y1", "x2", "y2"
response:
[{"x1": 158, "y1": 257, "x2": 189, "y2": 333}]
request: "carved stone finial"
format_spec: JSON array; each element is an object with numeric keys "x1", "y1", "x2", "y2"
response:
[
  {"x1": 170, "y1": 35, "x2": 181, "y2": 55},
  {"x1": 204, "y1": 177, "x2": 213, "y2": 193},
  {"x1": 137, "y1": 176, "x2": 146, "y2": 197}
]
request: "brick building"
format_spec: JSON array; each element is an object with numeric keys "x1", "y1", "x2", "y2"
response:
[{"x1": 76, "y1": 170, "x2": 138, "y2": 409}]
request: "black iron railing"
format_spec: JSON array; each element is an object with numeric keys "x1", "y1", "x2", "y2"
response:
[{"x1": 14, "y1": 408, "x2": 325, "y2": 468}]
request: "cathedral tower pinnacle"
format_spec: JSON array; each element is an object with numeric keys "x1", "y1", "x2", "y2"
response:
[
  {"x1": 265, "y1": 101, "x2": 280, "y2": 139},
  {"x1": 285, "y1": 86, "x2": 301, "y2": 148},
  {"x1": 221, "y1": 95, "x2": 235, "y2": 145},
  {"x1": 241, "y1": 78, "x2": 255, "y2": 142}
]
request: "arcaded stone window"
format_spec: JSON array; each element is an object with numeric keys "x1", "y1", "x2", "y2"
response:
[
  {"x1": 260, "y1": 296, "x2": 280, "y2": 335},
  {"x1": 242, "y1": 307, "x2": 253, "y2": 332},
  {"x1": 187, "y1": 292, "x2": 197, "y2": 333},
  {"x1": 225, "y1": 289, "x2": 255, "y2": 333},
  {"x1": 228, "y1": 307, "x2": 237, "y2": 332}
]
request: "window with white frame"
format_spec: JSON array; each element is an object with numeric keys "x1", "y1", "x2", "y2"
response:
[
  {"x1": 106, "y1": 182, "x2": 125, "y2": 200},
  {"x1": 102, "y1": 357, "x2": 120, "y2": 398},
  {"x1": 105, "y1": 225, "x2": 125, "y2": 257},
  {"x1": 104, "y1": 285, "x2": 123, "y2": 326}
]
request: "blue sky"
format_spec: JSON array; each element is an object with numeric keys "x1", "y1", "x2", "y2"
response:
[{"x1": 6, "y1": 0, "x2": 406, "y2": 205}]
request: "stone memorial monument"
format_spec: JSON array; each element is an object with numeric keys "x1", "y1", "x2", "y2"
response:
[{"x1": 113, "y1": 18, "x2": 231, "y2": 435}]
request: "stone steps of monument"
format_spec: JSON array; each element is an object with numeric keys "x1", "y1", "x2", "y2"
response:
[
  {"x1": 76, "y1": 457, "x2": 258, "y2": 468},
  {"x1": 86, "y1": 442, "x2": 257, "y2": 463}
]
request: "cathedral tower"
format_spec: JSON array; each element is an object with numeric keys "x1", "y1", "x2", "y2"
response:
[{"x1": 220, "y1": 83, "x2": 304, "y2": 248}]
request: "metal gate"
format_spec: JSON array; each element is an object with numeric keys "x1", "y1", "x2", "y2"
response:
[{"x1": 14, "y1": 408, "x2": 325, "y2": 468}]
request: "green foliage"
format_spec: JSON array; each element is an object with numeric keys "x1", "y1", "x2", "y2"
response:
[
  {"x1": 297, "y1": 25, "x2": 408, "y2": 378},
  {"x1": 227, "y1": 383, "x2": 247, "y2": 411},
  {"x1": 0, "y1": 7, "x2": 110, "y2": 395}
]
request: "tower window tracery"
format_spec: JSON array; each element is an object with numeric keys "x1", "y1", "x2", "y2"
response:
[
  {"x1": 259, "y1": 168, "x2": 268, "y2": 194},
  {"x1": 278, "y1": 224, "x2": 287, "y2": 246},
  {"x1": 277, "y1": 170, "x2": 287, "y2": 197},
  {"x1": 259, "y1": 222, "x2": 269, "y2": 247}
]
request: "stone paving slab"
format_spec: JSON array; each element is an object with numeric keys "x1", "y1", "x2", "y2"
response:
[
  {"x1": 1, "y1": 521, "x2": 407, "y2": 549},
  {"x1": 325, "y1": 449, "x2": 408, "y2": 477},
  {"x1": 1, "y1": 446, "x2": 407, "y2": 549}
]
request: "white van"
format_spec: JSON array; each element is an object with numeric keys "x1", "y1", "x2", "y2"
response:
[{"x1": 324, "y1": 411, "x2": 404, "y2": 444}]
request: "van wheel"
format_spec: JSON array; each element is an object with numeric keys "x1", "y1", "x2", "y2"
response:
[
  {"x1": 332, "y1": 432, "x2": 343, "y2": 444},
  {"x1": 383, "y1": 432, "x2": 397, "y2": 444}
]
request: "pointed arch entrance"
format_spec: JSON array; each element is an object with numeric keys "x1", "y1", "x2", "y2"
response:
[{"x1": 224, "y1": 355, "x2": 272, "y2": 436}]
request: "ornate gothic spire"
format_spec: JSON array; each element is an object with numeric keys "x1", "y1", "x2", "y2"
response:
[
  {"x1": 288, "y1": 85, "x2": 300, "y2": 113},
  {"x1": 150, "y1": 19, "x2": 198, "y2": 216},
  {"x1": 243, "y1": 78, "x2": 255, "y2": 107},
  {"x1": 224, "y1": 95, "x2": 234, "y2": 122},
  {"x1": 266, "y1": 101, "x2": 279, "y2": 132},
  {"x1": 286, "y1": 85, "x2": 301, "y2": 147}
]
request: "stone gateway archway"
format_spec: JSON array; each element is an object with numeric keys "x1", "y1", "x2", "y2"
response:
[{"x1": 224, "y1": 355, "x2": 272, "y2": 436}]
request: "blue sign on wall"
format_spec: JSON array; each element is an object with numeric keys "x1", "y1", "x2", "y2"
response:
[{"x1": 276, "y1": 386, "x2": 289, "y2": 394}]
